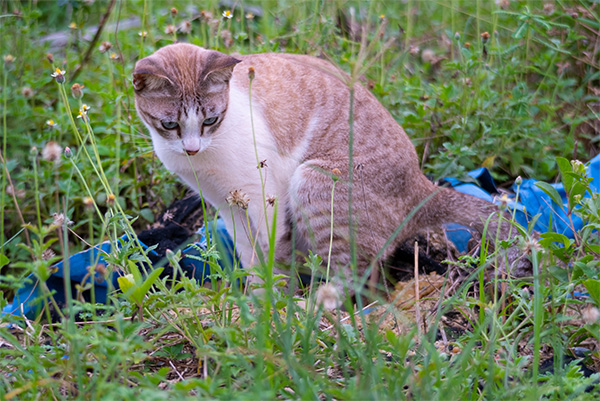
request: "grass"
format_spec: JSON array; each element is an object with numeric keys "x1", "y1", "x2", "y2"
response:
[{"x1": 1, "y1": 0, "x2": 600, "y2": 399}]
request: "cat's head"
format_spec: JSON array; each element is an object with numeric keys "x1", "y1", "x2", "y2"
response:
[{"x1": 133, "y1": 43, "x2": 241, "y2": 156}]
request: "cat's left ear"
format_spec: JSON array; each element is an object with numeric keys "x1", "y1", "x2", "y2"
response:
[{"x1": 200, "y1": 51, "x2": 241, "y2": 92}]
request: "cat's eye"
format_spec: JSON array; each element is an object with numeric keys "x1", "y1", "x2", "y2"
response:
[
  {"x1": 203, "y1": 117, "x2": 218, "y2": 126},
  {"x1": 161, "y1": 120, "x2": 179, "y2": 130}
]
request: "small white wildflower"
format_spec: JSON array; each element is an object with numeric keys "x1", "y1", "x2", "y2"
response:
[
  {"x1": 51, "y1": 68, "x2": 66, "y2": 84},
  {"x1": 46, "y1": 119, "x2": 57, "y2": 128},
  {"x1": 222, "y1": 10, "x2": 233, "y2": 19},
  {"x1": 138, "y1": 31, "x2": 148, "y2": 38}
]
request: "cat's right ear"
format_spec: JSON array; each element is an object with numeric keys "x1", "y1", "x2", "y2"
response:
[{"x1": 133, "y1": 57, "x2": 176, "y2": 97}]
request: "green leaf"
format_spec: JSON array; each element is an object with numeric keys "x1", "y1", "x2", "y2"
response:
[
  {"x1": 583, "y1": 279, "x2": 600, "y2": 306},
  {"x1": 513, "y1": 22, "x2": 529, "y2": 39},
  {"x1": 0, "y1": 253, "x2": 9, "y2": 269},
  {"x1": 548, "y1": 265, "x2": 569, "y2": 282},
  {"x1": 556, "y1": 157, "x2": 573, "y2": 193},
  {"x1": 535, "y1": 181, "x2": 564, "y2": 207},
  {"x1": 137, "y1": 267, "x2": 164, "y2": 298}
]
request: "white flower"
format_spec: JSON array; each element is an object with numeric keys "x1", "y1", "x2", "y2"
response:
[{"x1": 222, "y1": 10, "x2": 233, "y2": 19}]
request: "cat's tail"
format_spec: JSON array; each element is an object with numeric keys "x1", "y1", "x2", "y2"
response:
[{"x1": 414, "y1": 185, "x2": 531, "y2": 277}]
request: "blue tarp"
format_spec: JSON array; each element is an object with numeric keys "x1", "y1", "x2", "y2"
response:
[{"x1": 3, "y1": 154, "x2": 599, "y2": 321}]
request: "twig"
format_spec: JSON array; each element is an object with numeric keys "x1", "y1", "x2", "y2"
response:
[
  {"x1": 0, "y1": 149, "x2": 32, "y2": 252},
  {"x1": 414, "y1": 240, "x2": 422, "y2": 337},
  {"x1": 70, "y1": 0, "x2": 117, "y2": 82}
]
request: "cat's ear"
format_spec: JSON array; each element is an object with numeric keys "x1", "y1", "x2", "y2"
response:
[
  {"x1": 200, "y1": 52, "x2": 241, "y2": 92},
  {"x1": 133, "y1": 57, "x2": 177, "y2": 97}
]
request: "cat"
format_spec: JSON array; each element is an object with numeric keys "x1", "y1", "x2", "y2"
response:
[{"x1": 133, "y1": 43, "x2": 529, "y2": 307}]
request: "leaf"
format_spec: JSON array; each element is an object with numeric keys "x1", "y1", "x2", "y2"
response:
[
  {"x1": 139, "y1": 208, "x2": 155, "y2": 223},
  {"x1": 548, "y1": 265, "x2": 569, "y2": 282},
  {"x1": 556, "y1": 157, "x2": 573, "y2": 193},
  {"x1": 137, "y1": 267, "x2": 164, "y2": 299},
  {"x1": 0, "y1": 253, "x2": 9, "y2": 269},
  {"x1": 583, "y1": 279, "x2": 600, "y2": 307},
  {"x1": 513, "y1": 22, "x2": 529, "y2": 39},
  {"x1": 535, "y1": 181, "x2": 564, "y2": 207}
]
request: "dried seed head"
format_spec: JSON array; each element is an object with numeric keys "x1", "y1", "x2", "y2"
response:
[
  {"x1": 42, "y1": 248, "x2": 56, "y2": 261},
  {"x1": 226, "y1": 189, "x2": 250, "y2": 210},
  {"x1": 98, "y1": 41, "x2": 112, "y2": 53},
  {"x1": 266, "y1": 195, "x2": 276, "y2": 207},
  {"x1": 464, "y1": 42, "x2": 471, "y2": 49},
  {"x1": 543, "y1": 3, "x2": 555, "y2": 15},
  {"x1": 178, "y1": 20, "x2": 192, "y2": 34},
  {"x1": 316, "y1": 283, "x2": 341, "y2": 310},
  {"x1": 83, "y1": 196, "x2": 95, "y2": 210},
  {"x1": 408, "y1": 45, "x2": 420, "y2": 55},
  {"x1": 164, "y1": 24, "x2": 176, "y2": 35},
  {"x1": 200, "y1": 10, "x2": 213, "y2": 22},
  {"x1": 495, "y1": 0, "x2": 510, "y2": 9},
  {"x1": 421, "y1": 48, "x2": 435, "y2": 63},
  {"x1": 6, "y1": 184, "x2": 25, "y2": 199},
  {"x1": 583, "y1": 306, "x2": 600, "y2": 325},
  {"x1": 3, "y1": 54, "x2": 15, "y2": 65},
  {"x1": 107, "y1": 193, "x2": 116, "y2": 206},
  {"x1": 52, "y1": 212, "x2": 73, "y2": 228},
  {"x1": 71, "y1": 83, "x2": 84, "y2": 99},
  {"x1": 481, "y1": 31, "x2": 490, "y2": 43},
  {"x1": 170, "y1": 7, "x2": 178, "y2": 16},
  {"x1": 248, "y1": 66, "x2": 256, "y2": 80},
  {"x1": 21, "y1": 87, "x2": 34, "y2": 98},
  {"x1": 91, "y1": 263, "x2": 107, "y2": 283},
  {"x1": 42, "y1": 141, "x2": 63, "y2": 162},
  {"x1": 46, "y1": 53, "x2": 55, "y2": 64}
]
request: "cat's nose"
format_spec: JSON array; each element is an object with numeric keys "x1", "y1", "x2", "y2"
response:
[{"x1": 185, "y1": 149, "x2": 198, "y2": 156}]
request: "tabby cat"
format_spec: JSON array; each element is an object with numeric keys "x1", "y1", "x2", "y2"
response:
[{"x1": 133, "y1": 43, "x2": 528, "y2": 307}]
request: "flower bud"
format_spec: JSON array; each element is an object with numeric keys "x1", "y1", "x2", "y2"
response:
[
  {"x1": 71, "y1": 83, "x2": 84, "y2": 99},
  {"x1": 515, "y1": 176, "x2": 522, "y2": 186},
  {"x1": 64, "y1": 147, "x2": 73, "y2": 159},
  {"x1": 248, "y1": 66, "x2": 255, "y2": 80},
  {"x1": 46, "y1": 53, "x2": 55, "y2": 64}
]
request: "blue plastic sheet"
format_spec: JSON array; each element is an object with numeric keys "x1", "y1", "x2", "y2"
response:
[{"x1": 3, "y1": 154, "x2": 599, "y2": 321}]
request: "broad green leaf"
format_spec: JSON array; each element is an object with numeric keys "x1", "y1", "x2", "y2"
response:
[
  {"x1": 556, "y1": 157, "x2": 573, "y2": 193},
  {"x1": 583, "y1": 279, "x2": 600, "y2": 306},
  {"x1": 137, "y1": 267, "x2": 164, "y2": 298},
  {"x1": 535, "y1": 181, "x2": 564, "y2": 207}
]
